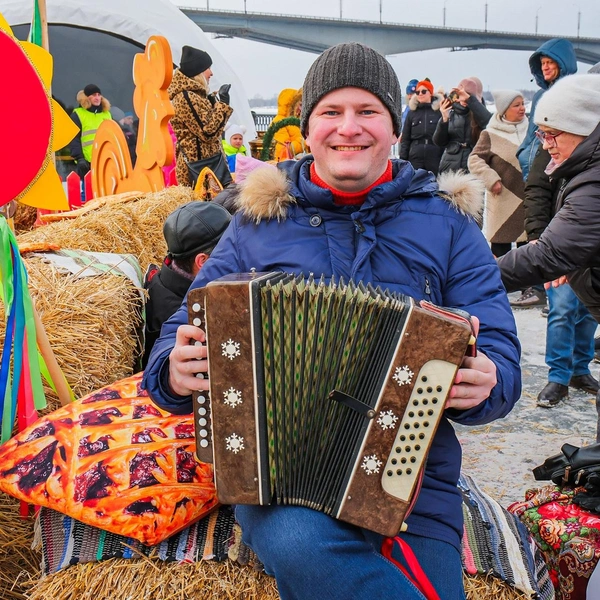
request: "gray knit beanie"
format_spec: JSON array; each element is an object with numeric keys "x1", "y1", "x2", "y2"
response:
[
  {"x1": 300, "y1": 42, "x2": 402, "y2": 136},
  {"x1": 534, "y1": 74, "x2": 600, "y2": 136},
  {"x1": 491, "y1": 89, "x2": 522, "y2": 118}
]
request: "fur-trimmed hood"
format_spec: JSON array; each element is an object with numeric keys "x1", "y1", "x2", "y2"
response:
[
  {"x1": 408, "y1": 92, "x2": 444, "y2": 112},
  {"x1": 237, "y1": 159, "x2": 483, "y2": 224},
  {"x1": 76, "y1": 91, "x2": 111, "y2": 112}
]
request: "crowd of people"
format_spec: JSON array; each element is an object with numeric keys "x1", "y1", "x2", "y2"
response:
[{"x1": 61, "y1": 38, "x2": 600, "y2": 600}]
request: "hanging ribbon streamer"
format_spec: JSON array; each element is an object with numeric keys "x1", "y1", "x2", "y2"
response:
[{"x1": 0, "y1": 217, "x2": 60, "y2": 443}]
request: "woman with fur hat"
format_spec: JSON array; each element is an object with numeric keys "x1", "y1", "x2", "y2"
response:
[
  {"x1": 168, "y1": 45, "x2": 233, "y2": 187},
  {"x1": 433, "y1": 78, "x2": 492, "y2": 174},
  {"x1": 399, "y1": 78, "x2": 444, "y2": 175},
  {"x1": 468, "y1": 90, "x2": 529, "y2": 256},
  {"x1": 68, "y1": 84, "x2": 112, "y2": 177}
]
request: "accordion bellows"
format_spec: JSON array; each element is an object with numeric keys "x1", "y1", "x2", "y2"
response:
[{"x1": 189, "y1": 273, "x2": 474, "y2": 536}]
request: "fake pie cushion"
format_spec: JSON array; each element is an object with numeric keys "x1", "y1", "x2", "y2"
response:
[{"x1": 0, "y1": 373, "x2": 217, "y2": 546}]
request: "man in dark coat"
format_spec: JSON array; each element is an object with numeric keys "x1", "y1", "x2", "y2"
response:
[
  {"x1": 498, "y1": 74, "x2": 600, "y2": 436},
  {"x1": 142, "y1": 201, "x2": 231, "y2": 368}
]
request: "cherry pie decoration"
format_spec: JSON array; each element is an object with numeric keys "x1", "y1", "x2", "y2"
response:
[{"x1": 0, "y1": 373, "x2": 217, "y2": 546}]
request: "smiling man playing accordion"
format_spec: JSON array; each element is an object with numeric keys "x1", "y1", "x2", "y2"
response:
[{"x1": 143, "y1": 42, "x2": 521, "y2": 600}]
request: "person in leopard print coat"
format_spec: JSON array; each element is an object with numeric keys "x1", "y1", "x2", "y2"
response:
[{"x1": 168, "y1": 46, "x2": 233, "y2": 187}]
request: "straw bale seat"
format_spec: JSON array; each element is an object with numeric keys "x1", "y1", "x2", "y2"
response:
[
  {"x1": 17, "y1": 186, "x2": 198, "y2": 273},
  {"x1": 20, "y1": 475, "x2": 551, "y2": 600}
]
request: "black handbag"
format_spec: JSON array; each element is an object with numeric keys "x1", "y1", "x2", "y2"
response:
[
  {"x1": 178, "y1": 90, "x2": 232, "y2": 188},
  {"x1": 533, "y1": 442, "x2": 600, "y2": 487}
]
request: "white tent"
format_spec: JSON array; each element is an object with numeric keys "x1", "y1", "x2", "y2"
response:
[{"x1": 0, "y1": 0, "x2": 256, "y2": 138}]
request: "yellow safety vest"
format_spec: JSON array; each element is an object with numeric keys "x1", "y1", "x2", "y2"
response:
[{"x1": 73, "y1": 107, "x2": 112, "y2": 162}]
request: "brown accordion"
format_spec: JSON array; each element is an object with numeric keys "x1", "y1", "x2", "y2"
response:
[{"x1": 188, "y1": 272, "x2": 474, "y2": 536}]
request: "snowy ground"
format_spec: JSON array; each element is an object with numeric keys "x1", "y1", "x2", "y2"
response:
[{"x1": 455, "y1": 296, "x2": 598, "y2": 505}]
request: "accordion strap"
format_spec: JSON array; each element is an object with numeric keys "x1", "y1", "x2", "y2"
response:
[{"x1": 381, "y1": 536, "x2": 441, "y2": 600}]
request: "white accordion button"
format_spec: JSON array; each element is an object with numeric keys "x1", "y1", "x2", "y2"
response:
[
  {"x1": 225, "y1": 433, "x2": 244, "y2": 454},
  {"x1": 200, "y1": 439, "x2": 209, "y2": 448},
  {"x1": 377, "y1": 410, "x2": 399, "y2": 430},
  {"x1": 223, "y1": 387, "x2": 243, "y2": 408},
  {"x1": 197, "y1": 395, "x2": 206, "y2": 404},
  {"x1": 361, "y1": 454, "x2": 382, "y2": 475},
  {"x1": 193, "y1": 317, "x2": 202, "y2": 326},
  {"x1": 221, "y1": 338, "x2": 241, "y2": 360},
  {"x1": 393, "y1": 365, "x2": 414, "y2": 386},
  {"x1": 199, "y1": 418, "x2": 207, "y2": 426},
  {"x1": 192, "y1": 303, "x2": 201, "y2": 312}
]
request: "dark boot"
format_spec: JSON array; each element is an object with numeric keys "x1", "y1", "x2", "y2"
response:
[
  {"x1": 569, "y1": 374, "x2": 600, "y2": 395},
  {"x1": 537, "y1": 382, "x2": 568, "y2": 408}
]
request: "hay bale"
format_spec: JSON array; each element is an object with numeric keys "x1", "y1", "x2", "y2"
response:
[
  {"x1": 25, "y1": 559, "x2": 278, "y2": 600},
  {"x1": 13, "y1": 204, "x2": 38, "y2": 234},
  {"x1": 17, "y1": 186, "x2": 197, "y2": 272},
  {"x1": 24, "y1": 557, "x2": 532, "y2": 600},
  {"x1": 0, "y1": 255, "x2": 143, "y2": 409},
  {"x1": 463, "y1": 573, "x2": 534, "y2": 599},
  {"x1": 0, "y1": 493, "x2": 39, "y2": 600}
]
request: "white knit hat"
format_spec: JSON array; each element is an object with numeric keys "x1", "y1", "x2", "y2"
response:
[
  {"x1": 225, "y1": 123, "x2": 246, "y2": 138},
  {"x1": 534, "y1": 74, "x2": 600, "y2": 136},
  {"x1": 491, "y1": 89, "x2": 522, "y2": 117}
]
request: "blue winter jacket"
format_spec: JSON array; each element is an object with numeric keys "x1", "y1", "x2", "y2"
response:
[
  {"x1": 517, "y1": 38, "x2": 578, "y2": 180},
  {"x1": 142, "y1": 156, "x2": 521, "y2": 552}
]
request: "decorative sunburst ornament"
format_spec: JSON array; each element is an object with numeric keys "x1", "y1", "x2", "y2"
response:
[
  {"x1": 0, "y1": 13, "x2": 77, "y2": 211},
  {"x1": 221, "y1": 339, "x2": 241, "y2": 360},
  {"x1": 377, "y1": 410, "x2": 399, "y2": 430},
  {"x1": 393, "y1": 365, "x2": 414, "y2": 386},
  {"x1": 361, "y1": 454, "x2": 382, "y2": 475},
  {"x1": 223, "y1": 387, "x2": 243, "y2": 408},
  {"x1": 225, "y1": 433, "x2": 244, "y2": 454}
]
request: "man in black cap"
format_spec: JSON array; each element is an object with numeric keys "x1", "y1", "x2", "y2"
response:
[
  {"x1": 69, "y1": 84, "x2": 112, "y2": 178},
  {"x1": 142, "y1": 201, "x2": 231, "y2": 367}
]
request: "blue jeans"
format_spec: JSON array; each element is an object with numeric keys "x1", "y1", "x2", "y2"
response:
[
  {"x1": 546, "y1": 284, "x2": 596, "y2": 385},
  {"x1": 235, "y1": 504, "x2": 465, "y2": 600}
]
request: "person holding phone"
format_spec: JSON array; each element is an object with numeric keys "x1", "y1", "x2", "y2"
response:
[{"x1": 433, "y1": 78, "x2": 492, "y2": 174}]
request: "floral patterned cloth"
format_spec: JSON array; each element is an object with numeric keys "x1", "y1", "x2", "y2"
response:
[{"x1": 508, "y1": 486, "x2": 600, "y2": 599}]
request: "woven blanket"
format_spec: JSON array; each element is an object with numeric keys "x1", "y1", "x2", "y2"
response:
[
  {"x1": 459, "y1": 474, "x2": 555, "y2": 600},
  {"x1": 39, "y1": 473, "x2": 552, "y2": 599},
  {"x1": 39, "y1": 505, "x2": 235, "y2": 575}
]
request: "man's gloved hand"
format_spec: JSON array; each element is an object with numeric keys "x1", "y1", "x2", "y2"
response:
[
  {"x1": 217, "y1": 84, "x2": 231, "y2": 105},
  {"x1": 75, "y1": 160, "x2": 90, "y2": 178}
]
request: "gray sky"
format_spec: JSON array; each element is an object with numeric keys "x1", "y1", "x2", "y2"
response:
[{"x1": 172, "y1": 0, "x2": 600, "y2": 100}]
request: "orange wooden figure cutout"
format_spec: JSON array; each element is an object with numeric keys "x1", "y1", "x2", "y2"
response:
[{"x1": 91, "y1": 36, "x2": 175, "y2": 197}]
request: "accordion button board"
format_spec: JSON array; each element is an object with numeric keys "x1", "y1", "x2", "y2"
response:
[
  {"x1": 188, "y1": 272, "x2": 474, "y2": 537},
  {"x1": 380, "y1": 359, "x2": 454, "y2": 499}
]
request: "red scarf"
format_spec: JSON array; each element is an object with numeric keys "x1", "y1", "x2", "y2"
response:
[{"x1": 309, "y1": 161, "x2": 393, "y2": 206}]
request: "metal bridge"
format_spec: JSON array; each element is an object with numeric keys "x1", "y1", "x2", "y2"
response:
[{"x1": 178, "y1": 7, "x2": 600, "y2": 64}]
